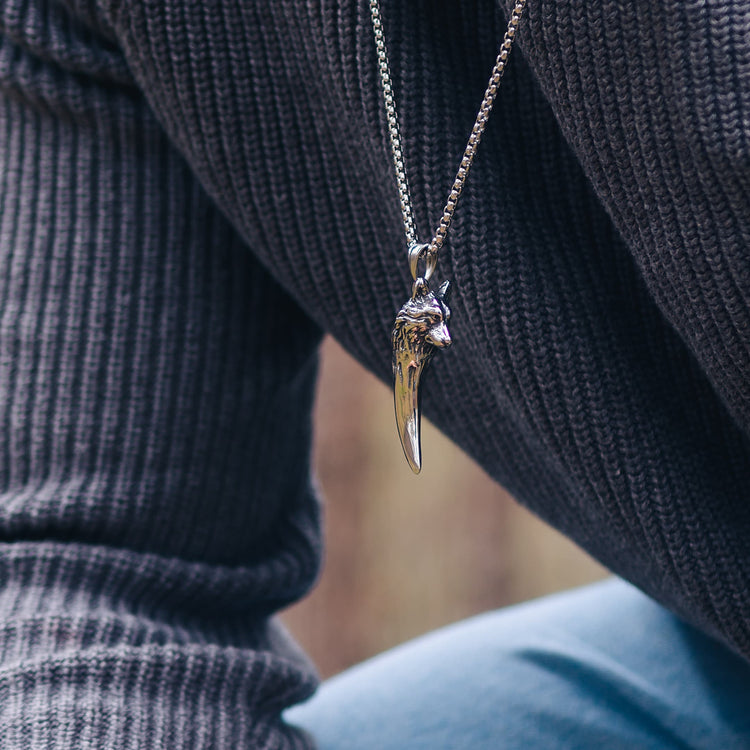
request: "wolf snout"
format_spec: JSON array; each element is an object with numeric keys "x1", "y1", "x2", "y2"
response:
[{"x1": 426, "y1": 323, "x2": 452, "y2": 348}]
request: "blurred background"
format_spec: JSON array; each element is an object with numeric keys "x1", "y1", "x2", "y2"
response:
[{"x1": 282, "y1": 337, "x2": 607, "y2": 679}]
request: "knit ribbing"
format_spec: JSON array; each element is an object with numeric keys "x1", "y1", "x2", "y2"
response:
[
  {"x1": 0, "y1": 3, "x2": 321, "y2": 745},
  {"x1": 1, "y1": 0, "x2": 749, "y2": 746}
]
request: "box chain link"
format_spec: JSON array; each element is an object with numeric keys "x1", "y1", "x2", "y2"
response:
[{"x1": 370, "y1": 0, "x2": 527, "y2": 280}]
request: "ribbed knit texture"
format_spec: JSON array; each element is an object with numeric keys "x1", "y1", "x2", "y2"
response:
[
  {"x1": 0, "y1": 0, "x2": 748, "y2": 747},
  {"x1": 0, "y1": 1, "x2": 321, "y2": 746}
]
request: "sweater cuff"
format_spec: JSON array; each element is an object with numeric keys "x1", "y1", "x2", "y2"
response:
[{"x1": 0, "y1": 542, "x2": 318, "y2": 749}]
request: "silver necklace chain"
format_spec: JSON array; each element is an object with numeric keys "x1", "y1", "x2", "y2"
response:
[
  {"x1": 374, "y1": 1, "x2": 528, "y2": 473},
  {"x1": 370, "y1": 0, "x2": 527, "y2": 279}
]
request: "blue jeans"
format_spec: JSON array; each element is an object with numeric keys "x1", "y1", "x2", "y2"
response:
[{"x1": 285, "y1": 579, "x2": 750, "y2": 749}]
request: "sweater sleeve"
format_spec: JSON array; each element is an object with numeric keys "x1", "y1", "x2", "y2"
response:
[
  {"x1": 0, "y1": 1, "x2": 322, "y2": 747},
  {"x1": 88, "y1": 0, "x2": 750, "y2": 660}
]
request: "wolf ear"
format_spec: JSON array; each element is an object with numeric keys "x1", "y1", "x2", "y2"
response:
[{"x1": 437, "y1": 280, "x2": 450, "y2": 300}]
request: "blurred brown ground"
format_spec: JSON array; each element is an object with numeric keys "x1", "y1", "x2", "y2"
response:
[{"x1": 281, "y1": 337, "x2": 606, "y2": 679}]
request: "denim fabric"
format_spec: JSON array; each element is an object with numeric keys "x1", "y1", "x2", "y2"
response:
[{"x1": 286, "y1": 580, "x2": 750, "y2": 749}]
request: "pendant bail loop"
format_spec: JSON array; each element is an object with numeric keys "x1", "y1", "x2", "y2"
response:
[{"x1": 408, "y1": 242, "x2": 437, "y2": 282}]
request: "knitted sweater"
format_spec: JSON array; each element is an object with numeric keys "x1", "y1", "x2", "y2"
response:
[{"x1": 0, "y1": 0, "x2": 748, "y2": 747}]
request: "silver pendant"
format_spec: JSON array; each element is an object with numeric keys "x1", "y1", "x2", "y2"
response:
[{"x1": 392, "y1": 276, "x2": 451, "y2": 473}]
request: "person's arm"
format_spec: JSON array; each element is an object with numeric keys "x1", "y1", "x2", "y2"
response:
[{"x1": 0, "y1": 2, "x2": 322, "y2": 746}]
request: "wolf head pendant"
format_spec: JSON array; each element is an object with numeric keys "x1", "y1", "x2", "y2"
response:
[{"x1": 392, "y1": 277, "x2": 452, "y2": 473}]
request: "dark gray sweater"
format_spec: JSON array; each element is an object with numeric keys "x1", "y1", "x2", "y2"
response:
[{"x1": 0, "y1": 0, "x2": 748, "y2": 747}]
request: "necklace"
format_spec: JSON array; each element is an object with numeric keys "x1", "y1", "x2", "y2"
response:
[{"x1": 370, "y1": 0, "x2": 527, "y2": 473}]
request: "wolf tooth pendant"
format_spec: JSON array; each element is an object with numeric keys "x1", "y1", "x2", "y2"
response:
[
  {"x1": 371, "y1": 0, "x2": 526, "y2": 471},
  {"x1": 392, "y1": 260, "x2": 452, "y2": 473}
]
